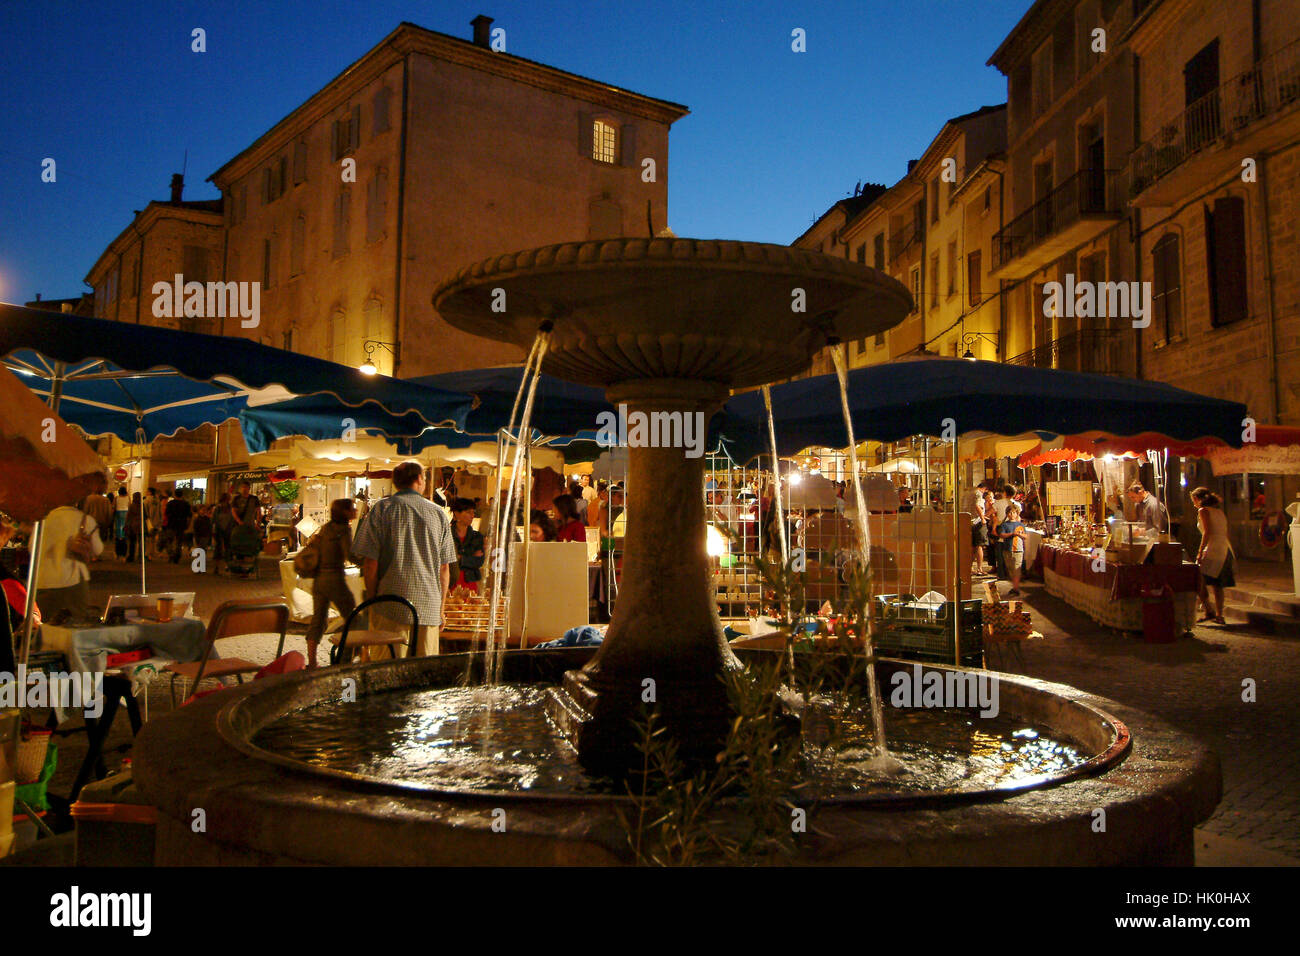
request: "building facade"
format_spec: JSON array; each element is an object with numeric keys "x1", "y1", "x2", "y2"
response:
[{"x1": 207, "y1": 19, "x2": 687, "y2": 377}]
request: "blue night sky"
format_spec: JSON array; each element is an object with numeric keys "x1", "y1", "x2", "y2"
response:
[{"x1": 0, "y1": 0, "x2": 1025, "y2": 304}]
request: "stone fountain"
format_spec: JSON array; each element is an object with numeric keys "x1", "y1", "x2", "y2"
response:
[
  {"x1": 431, "y1": 238, "x2": 912, "y2": 770},
  {"x1": 128, "y1": 238, "x2": 1222, "y2": 866}
]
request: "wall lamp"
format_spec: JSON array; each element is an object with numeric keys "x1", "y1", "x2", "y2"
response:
[{"x1": 359, "y1": 340, "x2": 398, "y2": 376}]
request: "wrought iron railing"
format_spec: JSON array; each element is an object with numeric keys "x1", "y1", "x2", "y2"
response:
[
  {"x1": 1128, "y1": 38, "x2": 1300, "y2": 196},
  {"x1": 1005, "y1": 328, "x2": 1133, "y2": 376},
  {"x1": 991, "y1": 168, "x2": 1120, "y2": 271}
]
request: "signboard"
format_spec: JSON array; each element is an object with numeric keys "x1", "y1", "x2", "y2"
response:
[
  {"x1": 113, "y1": 467, "x2": 128, "y2": 482},
  {"x1": 1207, "y1": 444, "x2": 1300, "y2": 476}
]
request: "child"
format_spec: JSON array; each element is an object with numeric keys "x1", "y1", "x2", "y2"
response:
[{"x1": 996, "y1": 501, "x2": 1027, "y2": 596}]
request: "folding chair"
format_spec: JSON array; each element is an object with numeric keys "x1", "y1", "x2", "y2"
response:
[
  {"x1": 329, "y1": 595, "x2": 419, "y2": 665},
  {"x1": 164, "y1": 599, "x2": 288, "y2": 706}
]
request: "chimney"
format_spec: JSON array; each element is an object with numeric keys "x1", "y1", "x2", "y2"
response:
[
  {"x1": 906, "y1": 159, "x2": 918, "y2": 173},
  {"x1": 170, "y1": 173, "x2": 184, "y2": 204},
  {"x1": 471, "y1": 14, "x2": 493, "y2": 47}
]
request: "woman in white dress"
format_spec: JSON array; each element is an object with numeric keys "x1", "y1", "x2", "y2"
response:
[{"x1": 1191, "y1": 487, "x2": 1233, "y2": 625}]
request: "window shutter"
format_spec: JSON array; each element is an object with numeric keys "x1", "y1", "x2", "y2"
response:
[
  {"x1": 331, "y1": 120, "x2": 341, "y2": 160},
  {"x1": 350, "y1": 105, "x2": 361, "y2": 151},
  {"x1": 1210, "y1": 197, "x2": 1247, "y2": 326},
  {"x1": 578, "y1": 112, "x2": 593, "y2": 157},
  {"x1": 293, "y1": 140, "x2": 307, "y2": 184},
  {"x1": 620, "y1": 124, "x2": 637, "y2": 167},
  {"x1": 262, "y1": 168, "x2": 271, "y2": 204}
]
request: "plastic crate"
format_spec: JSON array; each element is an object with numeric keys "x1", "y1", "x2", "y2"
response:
[{"x1": 874, "y1": 594, "x2": 984, "y2": 666}]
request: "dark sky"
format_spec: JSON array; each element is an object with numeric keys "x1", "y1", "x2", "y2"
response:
[{"x1": 0, "y1": 0, "x2": 1025, "y2": 303}]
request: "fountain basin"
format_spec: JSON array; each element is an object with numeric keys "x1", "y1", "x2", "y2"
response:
[{"x1": 132, "y1": 651, "x2": 1221, "y2": 865}]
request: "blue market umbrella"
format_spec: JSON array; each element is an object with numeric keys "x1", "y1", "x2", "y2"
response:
[
  {"x1": 713, "y1": 356, "x2": 1248, "y2": 462},
  {"x1": 1, "y1": 302, "x2": 474, "y2": 600},
  {"x1": 0, "y1": 303, "x2": 474, "y2": 443}
]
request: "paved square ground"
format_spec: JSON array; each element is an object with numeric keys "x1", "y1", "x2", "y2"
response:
[{"x1": 25, "y1": 555, "x2": 1300, "y2": 864}]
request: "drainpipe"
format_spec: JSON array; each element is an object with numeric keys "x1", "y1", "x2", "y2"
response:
[
  {"x1": 393, "y1": 53, "x2": 411, "y2": 376},
  {"x1": 1259, "y1": 152, "x2": 1282, "y2": 423}
]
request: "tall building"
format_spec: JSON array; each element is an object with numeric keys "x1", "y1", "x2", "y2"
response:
[
  {"x1": 988, "y1": 0, "x2": 1140, "y2": 377},
  {"x1": 1124, "y1": 0, "x2": 1300, "y2": 426},
  {"x1": 207, "y1": 18, "x2": 688, "y2": 376},
  {"x1": 909, "y1": 105, "x2": 1008, "y2": 359}
]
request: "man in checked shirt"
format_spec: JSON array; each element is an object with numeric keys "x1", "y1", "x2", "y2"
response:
[{"x1": 351, "y1": 460, "x2": 457, "y2": 656}]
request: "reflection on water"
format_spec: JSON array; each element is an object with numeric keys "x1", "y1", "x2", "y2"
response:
[{"x1": 252, "y1": 683, "x2": 1085, "y2": 797}]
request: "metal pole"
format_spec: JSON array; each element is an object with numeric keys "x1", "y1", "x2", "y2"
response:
[
  {"x1": 20, "y1": 362, "x2": 68, "y2": 669},
  {"x1": 953, "y1": 434, "x2": 961, "y2": 668}
]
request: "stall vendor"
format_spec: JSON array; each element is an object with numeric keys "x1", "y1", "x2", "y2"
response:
[
  {"x1": 450, "y1": 498, "x2": 485, "y2": 592},
  {"x1": 1126, "y1": 482, "x2": 1169, "y2": 533}
]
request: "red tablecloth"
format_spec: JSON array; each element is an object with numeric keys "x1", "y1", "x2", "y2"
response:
[{"x1": 1038, "y1": 543, "x2": 1199, "y2": 599}]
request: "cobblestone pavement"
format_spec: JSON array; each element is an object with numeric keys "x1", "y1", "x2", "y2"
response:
[
  {"x1": 991, "y1": 576, "x2": 1300, "y2": 862},
  {"x1": 35, "y1": 556, "x2": 1300, "y2": 864}
]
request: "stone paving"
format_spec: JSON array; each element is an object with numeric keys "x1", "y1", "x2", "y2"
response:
[
  {"x1": 988, "y1": 575, "x2": 1300, "y2": 863},
  {"x1": 29, "y1": 554, "x2": 1300, "y2": 864}
]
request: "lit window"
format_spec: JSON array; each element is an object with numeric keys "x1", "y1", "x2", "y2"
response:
[{"x1": 593, "y1": 120, "x2": 618, "y2": 164}]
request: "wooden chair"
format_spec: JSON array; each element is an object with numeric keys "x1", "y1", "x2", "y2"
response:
[
  {"x1": 329, "y1": 595, "x2": 419, "y2": 665},
  {"x1": 164, "y1": 599, "x2": 289, "y2": 706}
]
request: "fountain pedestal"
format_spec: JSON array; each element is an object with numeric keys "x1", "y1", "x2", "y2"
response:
[
  {"x1": 547, "y1": 379, "x2": 739, "y2": 771},
  {"x1": 433, "y1": 238, "x2": 913, "y2": 769}
]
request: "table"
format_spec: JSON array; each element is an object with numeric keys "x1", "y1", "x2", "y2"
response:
[
  {"x1": 38, "y1": 618, "x2": 208, "y2": 678},
  {"x1": 1038, "y1": 542, "x2": 1199, "y2": 632}
]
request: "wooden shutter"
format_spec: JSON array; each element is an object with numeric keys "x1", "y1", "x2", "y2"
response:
[
  {"x1": 578, "y1": 112, "x2": 593, "y2": 157},
  {"x1": 293, "y1": 139, "x2": 307, "y2": 184},
  {"x1": 331, "y1": 120, "x2": 342, "y2": 160},
  {"x1": 350, "y1": 105, "x2": 361, "y2": 151},
  {"x1": 620, "y1": 124, "x2": 637, "y2": 167},
  {"x1": 1206, "y1": 197, "x2": 1247, "y2": 326}
]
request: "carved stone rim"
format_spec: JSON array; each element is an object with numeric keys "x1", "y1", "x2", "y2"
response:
[{"x1": 432, "y1": 238, "x2": 914, "y2": 310}]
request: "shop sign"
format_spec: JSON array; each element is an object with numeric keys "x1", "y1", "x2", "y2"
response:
[{"x1": 1207, "y1": 443, "x2": 1300, "y2": 476}]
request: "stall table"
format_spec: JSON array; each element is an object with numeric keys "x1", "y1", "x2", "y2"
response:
[{"x1": 1038, "y1": 542, "x2": 1199, "y2": 633}]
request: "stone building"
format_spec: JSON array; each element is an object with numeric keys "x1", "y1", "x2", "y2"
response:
[
  {"x1": 988, "y1": 0, "x2": 1140, "y2": 377},
  {"x1": 1124, "y1": 0, "x2": 1300, "y2": 557},
  {"x1": 84, "y1": 175, "x2": 224, "y2": 334},
  {"x1": 1125, "y1": 0, "x2": 1300, "y2": 426},
  {"x1": 909, "y1": 105, "x2": 1008, "y2": 359},
  {"x1": 207, "y1": 18, "x2": 687, "y2": 376}
]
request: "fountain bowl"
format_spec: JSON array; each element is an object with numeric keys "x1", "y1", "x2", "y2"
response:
[
  {"x1": 432, "y1": 238, "x2": 912, "y2": 388},
  {"x1": 132, "y1": 650, "x2": 1220, "y2": 866}
]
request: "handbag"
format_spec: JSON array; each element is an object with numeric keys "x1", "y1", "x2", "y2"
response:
[
  {"x1": 67, "y1": 514, "x2": 95, "y2": 564},
  {"x1": 293, "y1": 531, "x2": 322, "y2": 578}
]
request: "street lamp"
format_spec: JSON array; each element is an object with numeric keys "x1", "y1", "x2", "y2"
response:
[
  {"x1": 359, "y1": 340, "x2": 398, "y2": 375},
  {"x1": 961, "y1": 331, "x2": 998, "y2": 361}
]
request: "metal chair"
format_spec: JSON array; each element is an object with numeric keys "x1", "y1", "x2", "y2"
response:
[
  {"x1": 329, "y1": 595, "x2": 419, "y2": 665},
  {"x1": 163, "y1": 599, "x2": 288, "y2": 706}
]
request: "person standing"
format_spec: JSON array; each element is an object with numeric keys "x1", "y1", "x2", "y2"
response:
[
  {"x1": 553, "y1": 494, "x2": 587, "y2": 543},
  {"x1": 113, "y1": 486, "x2": 130, "y2": 559},
  {"x1": 305, "y1": 498, "x2": 358, "y2": 668},
  {"x1": 164, "y1": 488, "x2": 192, "y2": 563},
  {"x1": 1191, "y1": 487, "x2": 1233, "y2": 625},
  {"x1": 151, "y1": 489, "x2": 171, "y2": 559},
  {"x1": 125, "y1": 491, "x2": 143, "y2": 564},
  {"x1": 1127, "y1": 482, "x2": 1169, "y2": 534},
  {"x1": 449, "y1": 498, "x2": 485, "y2": 593},
  {"x1": 996, "y1": 501, "x2": 1027, "y2": 597},
  {"x1": 351, "y1": 460, "x2": 457, "y2": 656},
  {"x1": 232, "y1": 480, "x2": 261, "y2": 530},
  {"x1": 34, "y1": 501, "x2": 103, "y2": 619},
  {"x1": 143, "y1": 488, "x2": 163, "y2": 560},
  {"x1": 212, "y1": 492, "x2": 235, "y2": 565},
  {"x1": 79, "y1": 476, "x2": 114, "y2": 563}
]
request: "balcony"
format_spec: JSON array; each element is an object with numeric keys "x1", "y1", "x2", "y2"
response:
[
  {"x1": 888, "y1": 220, "x2": 922, "y2": 265},
  {"x1": 990, "y1": 169, "x2": 1125, "y2": 279},
  {"x1": 1128, "y1": 39, "x2": 1300, "y2": 206},
  {"x1": 1005, "y1": 328, "x2": 1135, "y2": 377}
]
